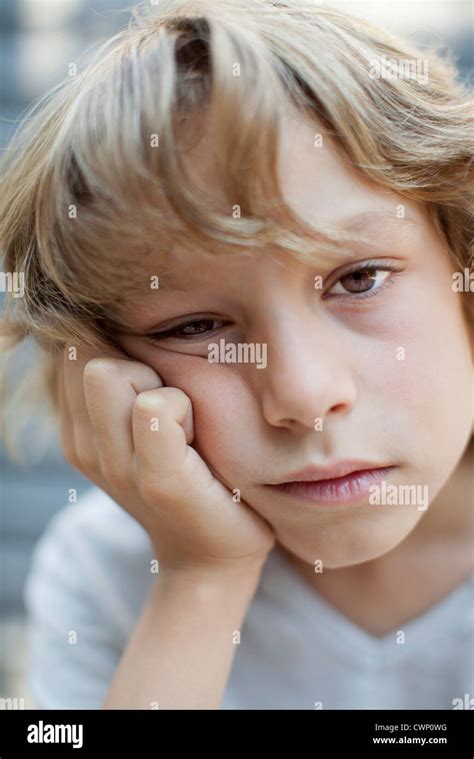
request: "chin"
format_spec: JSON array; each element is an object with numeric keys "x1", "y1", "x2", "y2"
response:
[{"x1": 275, "y1": 520, "x2": 418, "y2": 570}]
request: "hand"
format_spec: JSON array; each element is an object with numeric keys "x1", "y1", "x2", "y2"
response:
[{"x1": 58, "y1": 345, "x2": 276, "y2": 575}]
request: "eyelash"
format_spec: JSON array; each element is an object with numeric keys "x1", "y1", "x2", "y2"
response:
[
  {"x1": 145, "y1": 261, "x2": 403, "y2": 344},
  {"x1": 146, "y1": 317, "x2": 226, "y2": 345},
  {"x1": 323, "y1": 261, "x2": 402, "y2": 302}
]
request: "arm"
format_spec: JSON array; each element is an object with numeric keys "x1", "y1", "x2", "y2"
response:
[
  {"x1": 58, "y1": 346, "x2": 275, "y2": 710},
  {"x1": 102, "y1": 563, "x2": 264, "y2": 710}
]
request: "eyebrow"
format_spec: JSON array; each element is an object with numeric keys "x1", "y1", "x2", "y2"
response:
[
  {"x1": 110, "y1": 209, "x2": 419, "y2": 333},
  {"x1": 308, "y1": 209, "x2": 420, "y2": 264},
  {"x1": 336, "y1": 210, "x2": 418, "y2": 235}
]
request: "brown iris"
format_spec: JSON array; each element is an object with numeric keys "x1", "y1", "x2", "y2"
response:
[{"x1": 339, "y1": 267, "x2": 378, "y2": 293}]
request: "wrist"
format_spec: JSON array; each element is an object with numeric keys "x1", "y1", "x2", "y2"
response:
[{"x1": 152, "y1": 554, "x2": 268, "y2": 598}]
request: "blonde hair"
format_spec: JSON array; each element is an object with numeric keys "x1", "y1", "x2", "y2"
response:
[{"x1": 0, "y1": 0, "x2": 472, "y2": 458}]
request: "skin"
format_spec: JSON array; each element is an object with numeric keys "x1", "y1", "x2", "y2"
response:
[
  {"x1": 62, "y1": 106, "x2": 473, "y2": 648},
  {"x1": 117, "y1": 108, "x2": 472, "y2": 567}
]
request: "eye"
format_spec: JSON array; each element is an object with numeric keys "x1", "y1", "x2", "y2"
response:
[
  {"x1": 326, "y1": 264, "x2": 399, "y2": 299},
  {"x1": 146, "y1": 317, "x2": 227, "y2": 344}
]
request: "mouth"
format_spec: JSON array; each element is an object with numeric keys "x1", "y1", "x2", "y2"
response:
[{"x1": 267, "y1": 462, "x2": 396, "y2": 505}]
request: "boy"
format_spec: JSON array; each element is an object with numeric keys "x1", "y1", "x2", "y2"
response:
[{"x1": 0, "y1": 0, "x2": 472, "y2": 708}]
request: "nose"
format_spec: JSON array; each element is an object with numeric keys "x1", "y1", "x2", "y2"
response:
[{"x1": 254, "y1": 313, "x2": 357, "y2": 431}]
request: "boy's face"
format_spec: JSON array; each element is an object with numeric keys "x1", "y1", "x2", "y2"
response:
[{"x1": 116, "y1": 108, "x2": 472, "y2": 569}]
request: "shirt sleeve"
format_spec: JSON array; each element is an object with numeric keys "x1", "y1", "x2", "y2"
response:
[{"x1": 23, "y1": 495, "x2": 135, "y2": 710}]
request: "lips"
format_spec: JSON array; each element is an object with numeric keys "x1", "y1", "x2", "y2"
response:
[
  {"x1": 273, "y1": 461, "x2": 389, "y2": 484},
  {"x1": 268, "y1": 462, "x2": 396, "y2": 505}
]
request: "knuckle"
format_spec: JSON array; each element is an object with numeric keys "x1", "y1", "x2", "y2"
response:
[
  {"x1": 133, "y1": 390, "x2": 165, "y2": 418},
  {"x1": 115, "y1": 359, "x2": 160, "y2": 386},
  {"x1": 83, "y1": 358, "x2": 116, "y2": 386}
]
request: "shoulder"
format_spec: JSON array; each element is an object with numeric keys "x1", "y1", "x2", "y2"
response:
[
  {"x1": 30, "y1": 485, "x2": 147, "y2": 553},
  {"x1": 23, "y1": 487, "x2": 155, "y2": 708},
  {"x1": 25, "y1": 487, "x2": 154, "y2": 621}
]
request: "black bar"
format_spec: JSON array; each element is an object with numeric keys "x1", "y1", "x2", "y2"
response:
[{"x1": 0, "y1": 709, "x2": 471, "y2": 757}]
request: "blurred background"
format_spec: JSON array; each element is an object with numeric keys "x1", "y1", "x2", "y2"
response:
[{"x1": 0, "y1": 0, "x2": 472, "y2": 708}]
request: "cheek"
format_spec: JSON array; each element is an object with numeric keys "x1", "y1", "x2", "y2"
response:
[
  {"x1": 361, "y1": 279, "x2": 471, "y2": 425},
  {"x1": 134, "y1": 346, "x2": 259, "y2": 482},
  {"x1": 374, "y1": 280, "x2": 472, "y2": 492},
  {"x1": 398, "y1": 291, "x2": 471, "y2": 428}
]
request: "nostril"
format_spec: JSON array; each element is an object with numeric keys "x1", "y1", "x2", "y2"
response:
[{"x1": 329, "y1": 402, "x2": 350, "y2": 415}]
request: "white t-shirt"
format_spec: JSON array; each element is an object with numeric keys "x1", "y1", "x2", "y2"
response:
[{"x1": 23, "y1": 487, "x2": 474, "y2": 710}]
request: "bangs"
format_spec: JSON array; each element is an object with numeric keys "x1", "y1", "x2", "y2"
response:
[
  {"x1": 34, "y1": 6, "x2": 367, "y2": 311},
  {"x1": 0, "y1": 0, "x2": 471, "y2": 350}
]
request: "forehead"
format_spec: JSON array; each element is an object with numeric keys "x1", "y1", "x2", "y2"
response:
[
  {"x1": 110, "y1": 105, "x2": 431, "y2": 325},
  {"x1": 182, "y1": 102, "x2": 424, "y2": 233}
]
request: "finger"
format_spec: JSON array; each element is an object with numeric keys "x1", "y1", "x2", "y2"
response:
[
  {"x1": 62, "y1": 345, "x2": 104, "y2": 470},
  {"x1": 83, "y1": 357, "x2": 163, "y2": 484},
  {"x1": 132, "y1": 387, "x2": 234, "y2": 542},
  {"x1": 132, "y1": 387, "x2": 197, "y2": 488}
]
